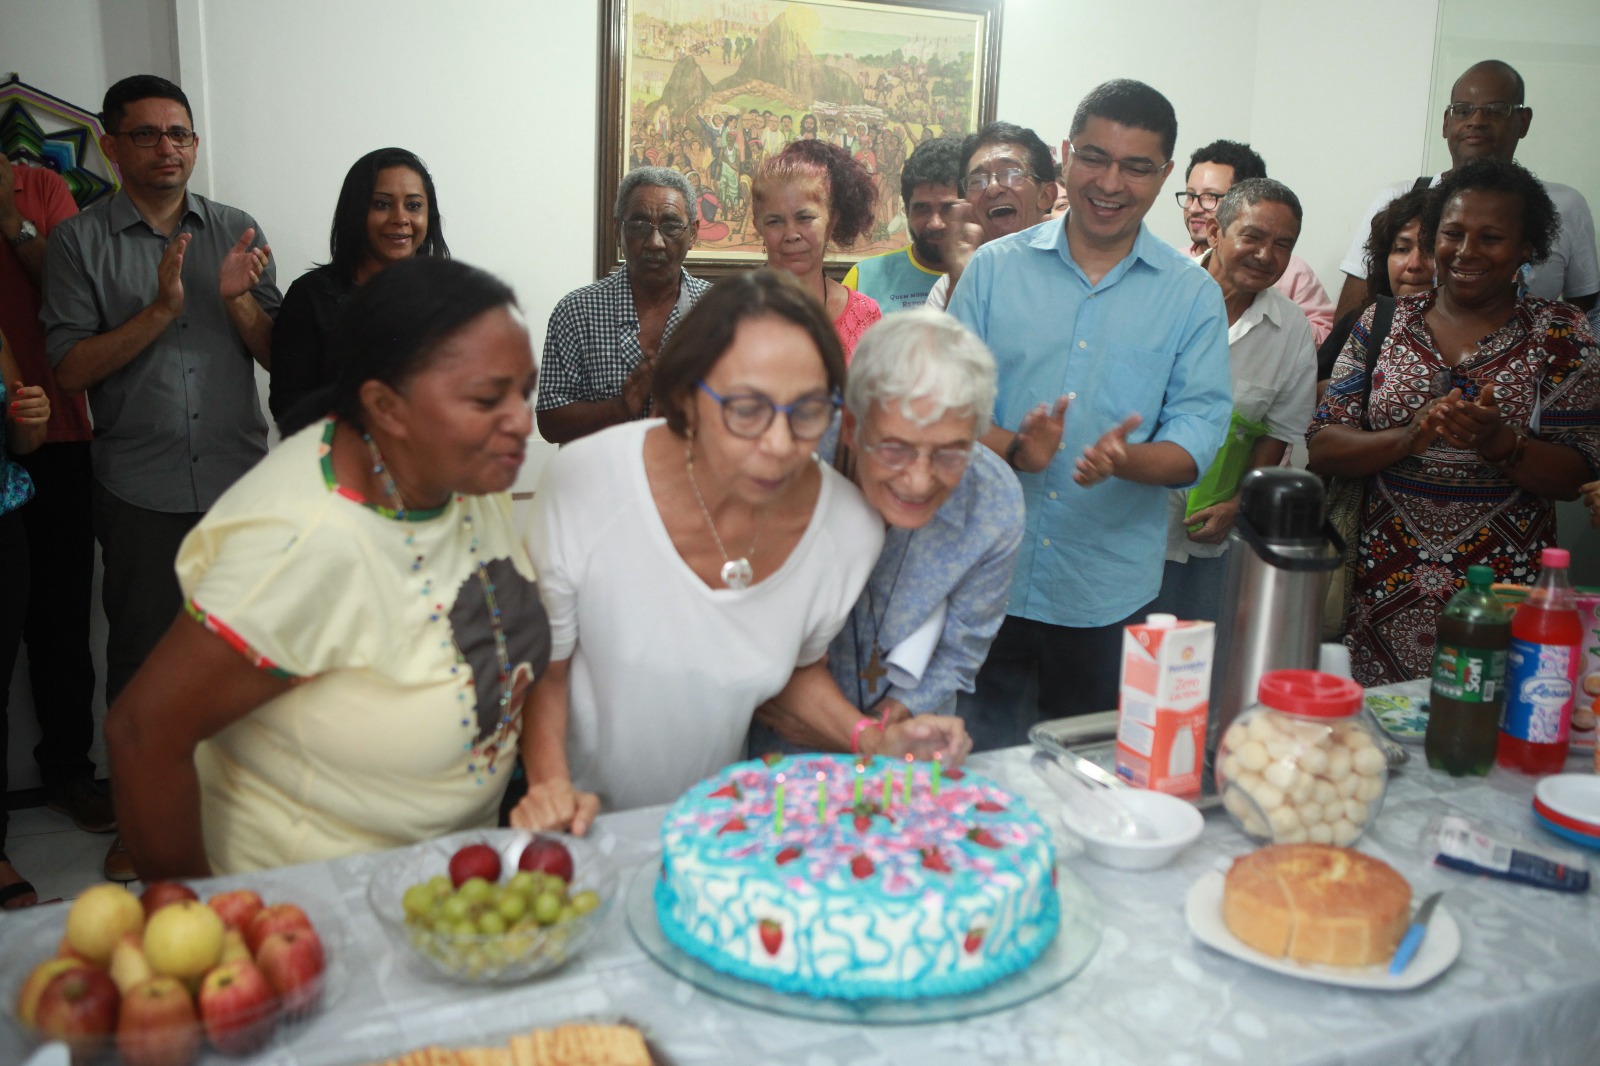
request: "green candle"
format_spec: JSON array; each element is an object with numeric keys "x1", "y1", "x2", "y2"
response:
[
  {"x1": 816, "y1": 771, "x2": 828, "y2": 823},
  {"x1": 932, "y1": 753, "x2": 942, "y2": 797},
  {"x1": 774, "y1": 773, "x2": 786, "y2": 834},
  {"x1": 881, "y1": 770, "x2": 892, "y2": 810},
  {"x1": 903, "y1": 754, "x2": 914, "y2": 804},
  {"x1": 854, "y1": 762, "x2": 864, "y2": 807}
]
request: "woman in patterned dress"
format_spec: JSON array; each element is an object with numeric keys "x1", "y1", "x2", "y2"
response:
[{"x1": 1308, "y1": 158, "x2": 1600, "y2": 686}]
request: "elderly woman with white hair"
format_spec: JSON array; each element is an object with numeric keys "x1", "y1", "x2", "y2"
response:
[{"x1": 756, "y1": 310, "x2": 1023, "y2": 759}]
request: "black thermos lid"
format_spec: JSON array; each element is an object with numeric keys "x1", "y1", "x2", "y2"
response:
[{"x1": 1237, "y1": 468, "x2": 1326, "y2": 541}]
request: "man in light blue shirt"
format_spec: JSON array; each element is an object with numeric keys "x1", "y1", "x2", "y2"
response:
[{"x1": 949, "y1": 79, "x2": 1232, "y2": 747}]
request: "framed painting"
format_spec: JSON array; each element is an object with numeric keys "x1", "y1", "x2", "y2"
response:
[{"x1": 596, "y1": 0, "x2": 1003, "y2": 278}]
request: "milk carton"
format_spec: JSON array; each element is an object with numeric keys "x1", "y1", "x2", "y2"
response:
[{"x1": 1115, "y1": 614, "x2": 1215, "y2": 797}]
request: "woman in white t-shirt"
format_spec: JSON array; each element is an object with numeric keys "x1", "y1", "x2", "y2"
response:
[
  {"x1": 515, "y1": 270, "x2": 963, "y2": 828},
  {"x1": 106, "y1": 259, "x2": 548, "y2": 876}
]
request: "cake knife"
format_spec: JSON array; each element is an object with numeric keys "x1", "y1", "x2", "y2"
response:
[{"x1": 1388, "y1": 891, "x2": 1443, "y2": 975}]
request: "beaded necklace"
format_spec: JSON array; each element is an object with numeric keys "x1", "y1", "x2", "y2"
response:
[{"x1": 363, "y1": 432, "x2": 517, "y2": 785}]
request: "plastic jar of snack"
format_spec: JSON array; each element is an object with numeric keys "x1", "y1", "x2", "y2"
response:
[{"x1": 1216, "y1": 670, "x2": 1385, "y2": 846}]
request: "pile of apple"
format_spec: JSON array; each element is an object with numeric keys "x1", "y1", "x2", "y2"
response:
[
  {"x1": 399, "y1": 838, "x2": 598, "y2": 977},
  {"x1": 13, "y1": 880, "x2": 325, "y2": 1065}
]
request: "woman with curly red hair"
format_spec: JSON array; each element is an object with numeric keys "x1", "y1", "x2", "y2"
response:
[{"x1": 753, "y1": 140, "x2": 883, "y2": 357}]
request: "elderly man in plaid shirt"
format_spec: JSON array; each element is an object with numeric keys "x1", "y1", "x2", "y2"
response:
[{"x1": 536, "y1": 167, "x2": 709, "y2": 444}]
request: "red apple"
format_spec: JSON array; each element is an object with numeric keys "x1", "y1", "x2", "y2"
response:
[
  {"x1": 254, "y1": 927, "x2": 325, "y2": 1018},
  {"x1": 34, "y1": 966, "x2": 120, "y2": 1049},
  {"x1": 243, "y1": 902, "x2": 313, "y2": 956},
  {"x1": 140, "y1": 881, "x2": 200, "y2": 919},
  {"x1": 116, "y1": 976, "x2": 201, "y2": 1066},
  {"x1": 16, "y1": 956, "x2": 88, "y2": 1027},
  {"x1": 517, "y1": 837, "x2": 575, "y2": 883},
  {"x1": 448, "y1": 842, "x2": 502, "y2": 888},
  {"x1": 197, "y1": 959, "x2": 277, "y2": 1055},
  {"x1": 205, "y1": 888, "x2": 264, "y2": 933}
]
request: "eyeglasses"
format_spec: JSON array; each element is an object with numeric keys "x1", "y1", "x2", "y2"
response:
[
  {"x1": 622, "y1": 219, "x2": 690, "y2": 241},
  {"x1": 118, "y1": 126, "x2": 197, "y2": 148},
  {"x1": 1068, "y1": 143, "x2": 1166, "y2": 181},
  {"x1": 965, "y1": 167, "x2": 1036, "y2": 193},
  {"x1": 1445, "y1": 102, "x2": 1527, "y2": 120},
  {"x1": 1175, "y1": 191, "x2": 1224, "y2": 211},
  {"x1": 858, "y1": 437, "x2": 973, "y2": 476},
  {"x1": 697, "y1": 381, "x2": 838, "y2": 440}
]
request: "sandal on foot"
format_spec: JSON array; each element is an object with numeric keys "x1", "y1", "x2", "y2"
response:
[{"x1": 0, "y1": 873, "x2": 39, "y2": 909}]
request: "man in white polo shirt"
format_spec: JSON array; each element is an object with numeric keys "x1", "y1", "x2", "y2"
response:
[{"x1": 1152, "y1": 178, "x2": 1316, "y2": 623}]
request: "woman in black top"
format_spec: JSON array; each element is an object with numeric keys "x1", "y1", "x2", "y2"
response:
[{"x1": 270, "y1": 148, "x2": 450, "y2": 433}]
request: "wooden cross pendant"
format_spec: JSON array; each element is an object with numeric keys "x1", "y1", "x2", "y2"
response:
[{"x1": 859, "y1": 645, "x2": 888, "y2": 693}]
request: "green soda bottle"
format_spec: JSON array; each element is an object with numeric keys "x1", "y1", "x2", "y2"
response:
[{"x1": 1426, "y1": 565, "x2": 1513, "y2": 776}]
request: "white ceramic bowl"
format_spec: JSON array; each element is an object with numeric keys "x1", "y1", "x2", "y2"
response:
[{"x1": 1059, "y1": 789, "x2": 1205, "y2": 870}]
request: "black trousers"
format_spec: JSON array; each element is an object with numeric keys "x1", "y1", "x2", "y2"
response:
[
  {"x1": 16, "y1": 441, "x2": 97, "y2": 791},
  {"x1": 956, "y1": 607, "x2": 1152, "y2": 752},
  {"x1": 90, "y1": 480, "x2": 201, "y2": 708},
  {"x1": 1, "y1": 508, "x2": 29, "y2": 858}
]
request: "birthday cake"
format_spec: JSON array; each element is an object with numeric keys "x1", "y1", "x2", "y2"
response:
[{"x1": 655, "y1": 754, "x2": 1060, "y2": 1000}]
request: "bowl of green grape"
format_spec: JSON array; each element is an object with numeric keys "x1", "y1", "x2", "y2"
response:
[{"x1": 367, "y1": 828, "x2": 613, "y2": 983}]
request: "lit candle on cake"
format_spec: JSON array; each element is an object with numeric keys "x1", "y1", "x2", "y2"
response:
[
  {"x1": 854, "y1": 762, "x2": 864, "y2": 807},
  {"x1": 881, "y1": 768, "x2": 892, "y2": 810},
  {"x1": 903, "y1": 753, "x2": 914, "y2": 803},
  {"x1": 816, "y1": 770, "x2": 827, "y2": 823},
  {"x1": 774, "y1": 773, "x2": 786, "y2": 833},
  {"x1": 932, "y1": 753, "x2": 942, "y2": 797}
]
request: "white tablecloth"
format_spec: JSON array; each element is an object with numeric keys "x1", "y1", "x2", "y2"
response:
[{"x1": 3, "y1": 746, "x2": 1597, "y2": 1066}]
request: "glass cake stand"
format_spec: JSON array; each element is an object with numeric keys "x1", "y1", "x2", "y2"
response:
[{"x1": 625, "y1": 861, "x2": 1102, "y2": 1024}]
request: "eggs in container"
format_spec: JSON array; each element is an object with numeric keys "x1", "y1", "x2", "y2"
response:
[{"x1": 1216, "y1": 671, "x2": 1386, "y2": 846}]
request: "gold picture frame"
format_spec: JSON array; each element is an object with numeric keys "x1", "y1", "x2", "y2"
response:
[{"x1": 596, "y1": 0, "x2": 1003, "y2": 279}]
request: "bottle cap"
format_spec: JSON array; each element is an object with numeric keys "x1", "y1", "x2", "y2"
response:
[
  {"x1": 1256, "y1": 669, "x2": 1364, "y2": 718},
  {"x1": 1465, "y1": 564, "x2": 1495, "y2": 588},
  {"x1": 1144, "y1": 613, "x2": 1178, "y2": 629},
  {"x1": 1541, "y1": 547, "x2": 1570, "y2": 568}
]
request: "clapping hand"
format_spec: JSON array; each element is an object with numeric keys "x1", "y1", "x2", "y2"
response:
[
  {"x1": 1581, "y1": 479, "x2": 1600, "y2": 528},
  {"x1": 1074, "y1": 413, "x2": 1143, "y2": 487},
  {"x1": 941, "y1": 201, "x2": 987, "y2": 279},
  {"x1": 1405, "y1": 387, "x2": 1460, "y2": 455},
  {"x1": 8, "y1": 381, "x2": 49, "y2": 427},
  {"x1": 510, "y1": 778, "x2": 601, "y2": 837},
  {"x1": 1010, "y1": 395, "x2": 1070, "y2": 473},
  {"x1": 155, "y1": 233, "x2": 190, "y2": 318},
  {"x1": 1430, "y1": 382, "x2": 1506, "y2": 451},
  {"x1": 620, "y1": 356, "x2": 655, "y2": 417},
  {"x1": 219, "y1": 227, "x2": 271, "y2": 300}
]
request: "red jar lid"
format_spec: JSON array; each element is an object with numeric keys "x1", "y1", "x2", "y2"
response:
[{"x1": 1256, "y1": 669, "x2": 1363, "y2": 718}]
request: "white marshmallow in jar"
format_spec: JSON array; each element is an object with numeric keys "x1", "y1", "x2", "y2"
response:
[{"x1": 1216, "y1": 669, "x2": 1385, "y2": 847}]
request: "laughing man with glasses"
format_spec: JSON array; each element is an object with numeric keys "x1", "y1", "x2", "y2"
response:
[
  {"x1": 946, "y1": 79, "x2": 1232, "y2": 747},
  {"x1": 1333, "y1": 59, "x2": 1598, "y2": 323}
]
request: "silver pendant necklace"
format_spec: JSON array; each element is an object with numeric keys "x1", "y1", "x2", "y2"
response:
[{"x1": 685, "y1": 438, "x2": 759, "y2": 590}]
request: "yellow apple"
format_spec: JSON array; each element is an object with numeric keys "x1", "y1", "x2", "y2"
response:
[
  {"x1": 110, "y1": 932, "x2": 156, "y2": 994},
  {"x1": 219, "y1": 929, "x2": 251, "y2": 965},
  {"x1": 142, "y1": 900, "x2": 225, "y2": 982},
  {"x1": 66, "y1": 883, "x2": 146, "y2": 965}
]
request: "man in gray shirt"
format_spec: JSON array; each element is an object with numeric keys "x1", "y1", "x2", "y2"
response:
[{"x1": 42, "y1": 74, "x2": 279, "y2": 721}]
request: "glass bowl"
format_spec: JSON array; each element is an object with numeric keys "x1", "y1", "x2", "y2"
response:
[
  {"x1": 0, "y1": 892, "x2": 341, "y2": 1063},
  {"x1": 366, "y1": 828, "x2": 614, "y2": 984}
]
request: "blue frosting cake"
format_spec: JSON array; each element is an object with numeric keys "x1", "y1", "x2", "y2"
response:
[{"x1": 655, "y1": 754, "x2": 1060, "y2": 1000}]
